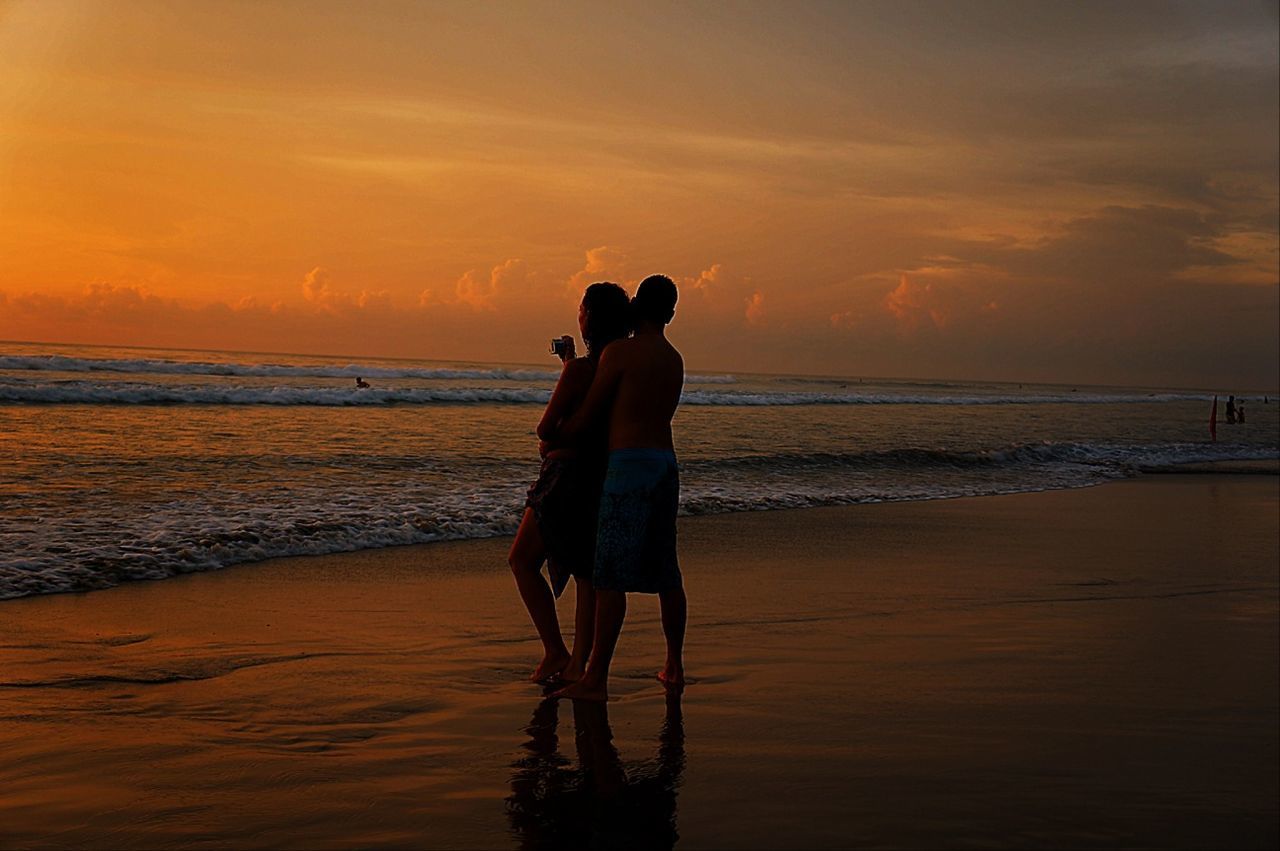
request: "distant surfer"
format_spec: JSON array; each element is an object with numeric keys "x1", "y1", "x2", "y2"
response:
[
  {"x1": 1225, "y1": 395, "x2": 1236, "y2": 424},
  {"x1": 355, "y1": 377, "x2": 370, "y2": 389}
]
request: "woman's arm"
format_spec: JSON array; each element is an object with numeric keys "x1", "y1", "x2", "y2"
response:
[{"x1": 536, "y1": 358, "x2": 593, "y2": 443}]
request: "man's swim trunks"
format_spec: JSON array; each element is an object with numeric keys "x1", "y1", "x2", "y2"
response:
[{"x1": 593, "y1": 448, "x2": 681, "y2": 593}]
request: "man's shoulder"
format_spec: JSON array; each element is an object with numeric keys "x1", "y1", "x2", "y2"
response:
[{"x1": 601, "y1": 337, "x2": 644, "y2": 363}]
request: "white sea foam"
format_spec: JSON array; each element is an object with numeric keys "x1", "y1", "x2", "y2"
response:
[
  {"x1": 681, "y1": 390, "x2": 1208, "y2": 406},
  {"x1": 0, "y1": 354, "x2": 736, "y2": 384},
  {"x1": 0, "y1": 381, "x2": 554, "y2": 406},
  {"x1": 1, "y1": 440, "x2": 1273, "y2": 600},
  {"x1": 0, "y1": 380, "x2": 1210, "y2": 407},
  {"x1": 0, "y1": 354, "x2": 560, "y2": 381}
]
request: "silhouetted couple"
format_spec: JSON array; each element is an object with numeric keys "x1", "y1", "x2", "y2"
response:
[{"x1": 509, "y1": 274, "x2": 686, "y2": 702}]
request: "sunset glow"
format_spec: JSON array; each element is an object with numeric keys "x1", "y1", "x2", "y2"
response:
[{"x1": 1, "y1": 0, "x2": 1277, "y2": 387}]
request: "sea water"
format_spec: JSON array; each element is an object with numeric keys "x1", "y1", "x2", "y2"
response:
[{"x1": 1, "y1": 341, "x2": 1276, "y2": 599}]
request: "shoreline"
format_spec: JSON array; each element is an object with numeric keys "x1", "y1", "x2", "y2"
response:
[
  {"x1": 1, "y1": 472, "x2": 1276, "y2": 848},
  {"x1": 3, "y1": 458, "x2": 1275, "y2": 605}
]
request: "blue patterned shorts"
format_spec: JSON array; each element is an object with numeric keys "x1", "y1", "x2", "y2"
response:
[{"x1": 593, "y1": 449, "x2": 682, "y2": 594}]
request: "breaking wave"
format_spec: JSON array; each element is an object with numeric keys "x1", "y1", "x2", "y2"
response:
[
  {"x1": 1, "y1": 440, "x2": 1272, "y2": 600},
  {"x1": 0, "y1": 355, "x2": 736, "y2": 384},
  {"x1": 0, "y1": 380, "x2": 1209, "y2": 407}
]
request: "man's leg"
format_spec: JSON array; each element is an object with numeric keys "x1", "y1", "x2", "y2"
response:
[
  {"x1": 554, "y1": 589, "x2": 626, "y2": 702},
  {"x1": 561, "y1": 579, "x2": 595, "y2": 683},
  {"x1": 658, "y1": 584, "x2": 686, "y2": 686}
]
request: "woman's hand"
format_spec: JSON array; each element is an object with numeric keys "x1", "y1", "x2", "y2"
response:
[{"x1": 557, "y1": 335, "x2": 576, "y2": 363}]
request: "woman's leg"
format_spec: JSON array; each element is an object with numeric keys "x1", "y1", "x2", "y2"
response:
[
  {"x1": 561, "y1": 578, "x2": 595, "y2": 683},
  {"x1": 509, "y1": 508, "x2": 570, "y2": 681}
]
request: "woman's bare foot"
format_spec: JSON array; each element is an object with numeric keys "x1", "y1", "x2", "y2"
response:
[
  {"x1": 530, "y1": 649, "x2": 571, "y2": 683},
  {"x1": 552, "y1": 678, "x2": 608, "y2": 703},
  {"x1": 559, "y1": 658, "x2": 586, "y2": 684},
  {"x1": 658, "y1": 661, "x2": 685, "y2": 688}
]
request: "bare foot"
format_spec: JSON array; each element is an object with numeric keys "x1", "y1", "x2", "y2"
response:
[
  {"x1": 530, "y1": 649, "x2": 571, "y2": 683},
  {"x1": 559, "y1": 659, "x2": 586, "y2": 684},
  {"x1": 552, "y1": 679, "x2": 608, "y2": 702},
  {"x1": 658, "y1": 663, "x2": 685, "y2": 688}
]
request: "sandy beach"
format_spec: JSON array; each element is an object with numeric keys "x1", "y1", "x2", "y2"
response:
[{"x1": 1, "y1": 472, "x2": 1276, "y2": 849}]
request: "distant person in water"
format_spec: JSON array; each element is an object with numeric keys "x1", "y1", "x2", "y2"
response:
[
  {"x1": 510, "y1": 282, "x2": 631, "y2": 683},
  {"x1": 355, "y1": 377, "x2": 370, "y2": 389},
  {"x1": 1237, "y1": 400, "x2": 1246, "y2": 423},
  {"x1": 548, "y1": 274, "x2": 687, "y2": 703},
  {"x1": 1225, "y1": 395, "x2": 1236, "y2": 424}
]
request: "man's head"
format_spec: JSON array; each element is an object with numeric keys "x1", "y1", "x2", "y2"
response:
[{"x1": 632, "y1": 274, "x2": 678, "y2": 326}]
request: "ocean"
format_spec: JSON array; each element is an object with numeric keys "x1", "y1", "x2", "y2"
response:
[{"x1": 1, "y1": 340, "x2": 1276, "y2": 600}]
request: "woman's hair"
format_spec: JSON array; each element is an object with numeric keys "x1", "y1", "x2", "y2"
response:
[{"x1": 581, "y1": 282, "x2": 631, "y2": 357}]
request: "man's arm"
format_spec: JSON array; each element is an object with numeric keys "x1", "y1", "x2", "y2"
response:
[{"x1": 550, "y1": 346, "x2": 624, "y2": 443}]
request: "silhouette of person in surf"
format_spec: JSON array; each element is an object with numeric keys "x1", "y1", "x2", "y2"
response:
[{"x1": 355, "y1": 377, "x2": 370, "y2": 389}]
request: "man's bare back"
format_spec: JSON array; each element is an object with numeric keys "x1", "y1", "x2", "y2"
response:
[
  {"x1": 599, "y1": 331, "x2": 684, "y2": 451},
  {"x1": 554, "y1": 325, "x2": 683, "y2": 451}
]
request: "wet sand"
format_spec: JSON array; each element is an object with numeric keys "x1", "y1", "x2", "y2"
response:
[{"x1": 1, "y1": 474, "x2": 1277, "y2": 849}]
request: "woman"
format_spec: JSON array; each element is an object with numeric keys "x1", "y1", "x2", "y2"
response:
[{"x1": 509, "y1": 282, "x2": 631, "y2": 683}]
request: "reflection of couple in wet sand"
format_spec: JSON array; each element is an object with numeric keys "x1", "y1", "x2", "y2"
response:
[
  {"x1": 506, "y1": 691, "x2": 685, "y2": 850},
  {"x1": 509, "y1": 274, "x2": 686, "y2": 702}
]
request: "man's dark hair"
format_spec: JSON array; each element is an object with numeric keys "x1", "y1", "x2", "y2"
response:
[
  {"x1": 581, "y1": 281, "x2": 631, "y2": 356},
  {"x1": 632, "y1": 274, "x2": 678, "y2": 325}
]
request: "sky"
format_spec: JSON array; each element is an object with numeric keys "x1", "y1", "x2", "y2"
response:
[{"x1": 0, "y1": 0, "x2": 1277, "y2": 388}]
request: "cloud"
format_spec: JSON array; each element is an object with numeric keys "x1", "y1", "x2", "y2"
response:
[
  {"x1": 686, "y1": 264, "x2": 723, "y2": 292},
  {"x1": 942, "y1": 205, "x2": 1247, "y2": 286},
  {"x1": 453, "y1": 258, "x2": 529, "y2": 310},
  {"x1": 302, "y1": 266, "x2": 332, "y2": 304},
  {"x1": 744, "y1": 290, "x2": 765, "y2": 326},
  {"x1": 2, "y1": 282, "x2": 187, "y2": 327},
  {"x1": 300, "y1": 266, "x2": 391, "y2": 314},
  {"x1": 829, "y1": 309, "x2": 855, "y2": 329},
  {"x1": 878, "y1": 273, "x2": 998, "y2": 336},
  {"x1": 568, "y1": 246, "x2": 630, "y2": 296}
]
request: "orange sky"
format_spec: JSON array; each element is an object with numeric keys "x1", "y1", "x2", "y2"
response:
[{"x1": 1, "y1": 0, "x2": 1277, "y2": 388}]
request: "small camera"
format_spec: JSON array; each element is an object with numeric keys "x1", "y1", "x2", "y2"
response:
[{"x1": 550, "y1": 338, "x2": 570, "y2": 357}]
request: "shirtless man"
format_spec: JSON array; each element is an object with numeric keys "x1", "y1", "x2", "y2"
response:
[{"x1": 547, "y1": 274, "x2": 686, "y2": 702}]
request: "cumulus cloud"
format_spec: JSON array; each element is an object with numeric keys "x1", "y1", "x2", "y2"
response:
[
  {"x1": 882, "y1": 273, "x2": 999, "y2": 336},
  {"x1": 568, "y1": 246, "x2": 630, "y2": 295},
  {"x1": 300, "y1": 266, "x2": 391, "y2": 314},
  {"x1": 302, "y1": 267, "x2": 332, "y2": 304},
  {"x1": 744, "y1": 290, "x2": 766, "y2": 326},
  {"x1": 2, "y1": 282, "x2": 189, "y2": 328},
  {"x1": 454, "y1": 258, "x2": 529, "y2": 309},
  {"x1": 686, "y1": 264, "x2": 723, "y2": 292}
]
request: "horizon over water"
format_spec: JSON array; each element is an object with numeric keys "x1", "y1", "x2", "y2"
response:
[
  {"x1": 6, "y1": 337, "x2": 1279, "y2": 394},
  {"x1": 2, "y1": 340, "x2": 1277, "y2": 600}
]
